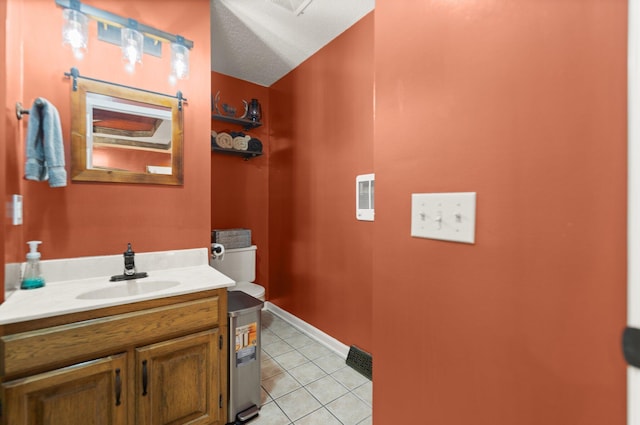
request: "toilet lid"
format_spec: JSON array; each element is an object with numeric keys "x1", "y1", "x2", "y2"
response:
[{"x1": 229, "y1": 282, "x2": 265, "y2": 299}]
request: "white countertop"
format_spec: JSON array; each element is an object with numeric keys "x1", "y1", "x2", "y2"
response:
[{"x1": 0, "y1": 248, "x2": 234, "y2": 325}]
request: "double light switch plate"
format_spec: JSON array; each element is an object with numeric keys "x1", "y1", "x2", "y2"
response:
[{"x1": 411, "y1": 192, "x2": 476, "y2": 244}]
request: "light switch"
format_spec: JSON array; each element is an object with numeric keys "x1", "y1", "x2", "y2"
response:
[
  {"x1": 411, "y1": 192, "x2": 476, "y2": 244},
  {"x1": 12, "y1": 194, "x2": 22, "y2": 226}
]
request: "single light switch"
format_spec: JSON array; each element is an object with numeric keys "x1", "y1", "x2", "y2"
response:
[
  {"x1": 12, "y1": 194, "x2": 23, "y2": 226},
  {"x1": 411, "y1": 192, "x2": 476, "y2": 244}
]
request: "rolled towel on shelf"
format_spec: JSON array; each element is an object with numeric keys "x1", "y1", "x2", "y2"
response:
[
  {"x1": 248, "y1": 138, "x2": 263, "y2": 153},
  {"x1": 211, "y1": 130, "x2": 218, "y2": 148},
  {"x1": 216, "y1": 132, "x2": 233, "y2": 149},
  {"x1": 232, "y1": 136, "x2": 249, "y2": 151}
]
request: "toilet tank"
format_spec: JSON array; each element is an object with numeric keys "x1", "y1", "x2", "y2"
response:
[{"x1": 211, "y1": 245, "x2": 256, "y2": 282}]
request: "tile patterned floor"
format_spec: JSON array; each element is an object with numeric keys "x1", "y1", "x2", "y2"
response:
[{"x1": 248, "y1": 310, "x2": 372, "y2": 425}]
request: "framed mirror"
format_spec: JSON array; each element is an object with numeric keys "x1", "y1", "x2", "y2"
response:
[{"x1": 70, "y1": 77, "x2": 184, "y2": 185}]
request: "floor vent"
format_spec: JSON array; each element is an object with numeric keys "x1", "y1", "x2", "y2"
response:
[{"x1": 346, "y1": 345, "x2": 372, "y2": 380}]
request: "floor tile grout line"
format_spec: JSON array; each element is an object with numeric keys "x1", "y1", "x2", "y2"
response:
[
  {"x1": 263, "y1": 355, "x2": 352, "y2": 394},
  {"x1": 293, "y1": 404, "x2": 347, "y2": 425},
  {"x1": 264, "y1": 370, "x2": 349, "y2": 406},
  {"x1": 273, "y1": 387, "x2": 327, "y2": 423},
  {"x1": 260, "y1": 311, "x2": 372, "y2": 425},
  {"x1": 261, "y1": 355, "x2": 370, "y2": 421},
  {"x1": 269, "y1": 390, "x2": 348, "y2": 425}
]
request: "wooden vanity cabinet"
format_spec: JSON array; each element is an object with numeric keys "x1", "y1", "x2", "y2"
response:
[
  {"x1": 3, "y1": 354, "x2": 128, "y2": 425},
  {"x1": 136, "y1": 330, "x2": 219, "y2": 425},
  {"x1": 0, "y1": 289, "x2": 228, "y2": 425}
]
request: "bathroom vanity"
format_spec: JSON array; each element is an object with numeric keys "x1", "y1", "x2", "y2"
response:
[{"x1": 0, "y1": 248, "x2": 233, "y2": 425}]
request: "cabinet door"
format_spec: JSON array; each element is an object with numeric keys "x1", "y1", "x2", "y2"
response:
[
  {"x1": 2, "y1": 354, "x2": 127, "y2": 425},
  {"x1": 136, "y1": 329, "x2": 220, "y2": 425}
]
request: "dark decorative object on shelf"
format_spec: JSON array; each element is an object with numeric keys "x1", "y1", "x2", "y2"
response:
[
  {"x1": 246, "y1": 98, "x2": 262, "y2": 122},
  {"x1": 221, "y1": 103, "x2": 236, "y2": 117},
  {"x1": 211, "y1": 90, "x2": 262, "y2": 130}
]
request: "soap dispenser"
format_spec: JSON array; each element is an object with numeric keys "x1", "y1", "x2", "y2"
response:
[{"x1": 21, "y1": 241, "x2": 45, "y2": 290}]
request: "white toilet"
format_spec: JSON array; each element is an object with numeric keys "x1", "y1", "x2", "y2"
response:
[{"x1": 210, "y1": 245, "x2": 266, "y2": 301}]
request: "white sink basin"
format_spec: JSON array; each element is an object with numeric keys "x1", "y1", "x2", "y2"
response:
[{"x1": 76, "y1": 280, "x2": 181, "y2": 300}]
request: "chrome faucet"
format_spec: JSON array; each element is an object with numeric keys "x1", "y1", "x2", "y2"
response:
[
  {"x1": 109, "y1": 243, "x2": 148, "y2": 282},
  {"x1": 124, "y1": 243, "x2": 136, "y2": 276}
]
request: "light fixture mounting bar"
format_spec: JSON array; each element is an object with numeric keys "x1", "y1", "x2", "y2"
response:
[
  {"x1": 54, "y1": 0, "x2": 193, "y2": 49},
  {"x1": 97, "y1": 23, "x2": 162, "y2": 57}
]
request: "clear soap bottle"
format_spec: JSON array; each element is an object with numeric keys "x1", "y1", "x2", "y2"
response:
[{"x1": 21, "y1": 241, "x2": 45, "y2": 290}]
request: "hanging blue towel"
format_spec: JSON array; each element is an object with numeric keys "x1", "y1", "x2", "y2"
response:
[{"x1": 24, "y1": 98, "x2": 67, "y2": 187}]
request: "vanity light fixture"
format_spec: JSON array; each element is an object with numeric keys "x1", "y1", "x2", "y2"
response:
[
  {"x1": 170, "y1": 36, "x2": 190, "y2": 82},
  {"x1": 55, "y1": 0, "x2": 193, "y2": 81},
  {"x1": 121, "y1": 21, "x2": 144, "y2": 73},
  {"x1": 61, "y1": 0, "x2": 88, "y2": 60}
]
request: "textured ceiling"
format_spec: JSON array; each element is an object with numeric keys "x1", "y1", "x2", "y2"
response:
[{"x1": 210, "y1": 0, "x2": 375, "y2": 87}]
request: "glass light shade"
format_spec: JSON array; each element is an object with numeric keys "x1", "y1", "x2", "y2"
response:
[
  {"x1": 121, "y1": 27, "x2": 144, "y2": 73},
  {"x1": 171, "y1": 42, "x2": 190, "y2": 80},
  {"x1": 62, "y1": 9, "x2": 89, "y2": 60}
]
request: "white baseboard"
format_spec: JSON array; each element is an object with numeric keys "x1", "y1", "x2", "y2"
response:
[{"x1": 264, "y1": 301, "x2": 350, "y2": 359}]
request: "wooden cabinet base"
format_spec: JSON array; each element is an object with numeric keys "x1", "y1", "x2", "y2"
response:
[
  {"x1": 136, "y1": 330, "x2": 220, "y2": 425},
  {"x1": 3, "y1": 354, "x2": 127, "y2": 425},
  {"x1": 0, "y1": 290, "x2": 228, "y2": 425}
]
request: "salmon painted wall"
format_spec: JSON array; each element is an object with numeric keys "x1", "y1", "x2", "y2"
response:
[
  {"x1": 4, "y1": 0, "x2": 27, "y2": 300},
  {"x1": 3, "y1": 0, "x2": 211, "y2": 293},
  {"x1": 210, "y1": 72, "x2": 270, "y2": 295},
  {"x1": 372, "y1": 1, "x2": 627, "y2": 424},
  {"x1": 269, "y1": 13, "x2": 374, "y2": 351},
  {"x1": 1, "y1": 1, "x2": 8, "y2": 300}
]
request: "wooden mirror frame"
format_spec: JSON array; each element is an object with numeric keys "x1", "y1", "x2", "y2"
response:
[{"x1": 70, "y1": 78, "x2": 184, "y2": 185}]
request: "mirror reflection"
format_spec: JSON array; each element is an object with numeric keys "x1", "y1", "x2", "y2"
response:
[
  {"x1": 71, "y1": 78, "x2": 183, "y2": 185},
  {"x1": 88, "y1": 93, "x2": 173, "y2": 175}
]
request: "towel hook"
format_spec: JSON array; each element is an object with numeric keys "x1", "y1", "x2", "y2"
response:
[
  {"x1": 16, "y1": 99, "x2": 45, "y2": 120},
  {"x1": 15, "y1": 102, "x2": 29, "y2": 120}
]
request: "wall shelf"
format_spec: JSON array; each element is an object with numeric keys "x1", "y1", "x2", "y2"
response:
[
  {"x1": 211, "y1": 146, "x2": 262, "y2": 160},
  {"x1": 211, "y1": 113, "x2": 262, "y2": 131}
]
